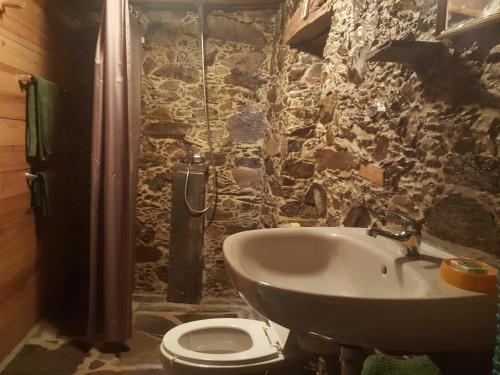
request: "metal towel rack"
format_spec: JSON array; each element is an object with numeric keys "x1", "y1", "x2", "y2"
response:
[
  {"x1": 16, "y1": 73, "x2": 68, "y2": 92},
  {"x1": 16, "y1": 74, "x2": 32, "y2": 86},
  {"x1": 24, "y1": 172, "x2": 38, "y2": 182}
]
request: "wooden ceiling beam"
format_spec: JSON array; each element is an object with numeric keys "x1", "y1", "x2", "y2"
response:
[{"x1": 131, "y1": 0, "x2": 282, "y2": 9}]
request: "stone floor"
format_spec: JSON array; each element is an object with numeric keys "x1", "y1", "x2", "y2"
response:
[{"x1": 0, "y1": 295, "x2": 328, "y2": 375}]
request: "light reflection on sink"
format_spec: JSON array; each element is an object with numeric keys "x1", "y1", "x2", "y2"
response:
[{"x1": 223, "y1": 227, "x2": 496, "y2": 352}]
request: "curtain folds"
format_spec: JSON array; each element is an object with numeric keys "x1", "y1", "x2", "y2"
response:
[{"x1": 88, "y1": 0, "x2": 142, "y2": 343}]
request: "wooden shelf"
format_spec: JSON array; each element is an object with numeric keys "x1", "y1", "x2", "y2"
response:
[
  {"x1": 284, "y1": 1, "x2": 332, "y2": 57},
  {"x1": 74, "y1": 0, "x2": 284, "y2": 11},
  {"x1": 366, "y1": 40, "x2": 445, "y2": 64},
  {"x1": 436, "y1": 11, "x2": 500, "y2": 39},
  {"x1": 131, "y1": 0, "x2": 282, "y2": 7}
]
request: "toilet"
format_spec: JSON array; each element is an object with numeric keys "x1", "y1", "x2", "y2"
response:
[{"x1": 160, "y1": 318, "x2": 291, "y2": 375}]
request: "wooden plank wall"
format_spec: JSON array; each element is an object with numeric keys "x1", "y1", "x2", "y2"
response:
[{"x1": 0, "y1": 0, "x2": 70, "y2": 361}]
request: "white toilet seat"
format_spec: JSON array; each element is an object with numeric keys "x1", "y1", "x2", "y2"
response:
[{"x1": 161, "y1": 318, "x2": 283, "y2": 366}]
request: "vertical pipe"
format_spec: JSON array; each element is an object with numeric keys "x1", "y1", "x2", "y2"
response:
[{"x1": 168, "y1": 163, "x2": 207, "y2": 303}]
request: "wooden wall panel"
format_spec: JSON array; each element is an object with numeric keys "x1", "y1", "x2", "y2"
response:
[
  {"x1": 0, "y1": 119, "x2": 25, "y2": 146},
  {"x1": 0, "y1": 1, "x2": 57, "y2": 53},
  {"x1": 0, "y1": 192, "x2": 31, "y2": 227},
  {"x1": 0, "y1": 273, "x2": 39, "y2": 362},
  {"x1": 0, "y1": 22, "x2": 53, "y2": 61},
  {"x1": 0, "y1": 170, "x2": 30, "y2": 201},
  {"x1": 0, "y1": 146, "x2": 29, "y2": 172},
  {"x1": 0, "y1": 33, "x2": 53, "y2": 79},
  {"x1": 0, "y1": 92, "x2": 25, "y2": 121},
  {"x1": 0, "y1": 215, "x2": 37, "y2": 306},
  {"x1": 0, "y1": 0, "x2": 71, "y2": 363},
  {"x1": 0, "y1": 66, "x2": 26, "y2": 121},
  {"x1": 0, "y1": 0, "x2": 55, "y2": 39}
]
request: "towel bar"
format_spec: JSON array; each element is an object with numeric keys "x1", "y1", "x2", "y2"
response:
[
  {"x1": 24, "y1": 172, "x2": 38, "y2": 181},
  {"x1": 16, "y1": 74, "x2": 32, "y2": 86},
  {"x1": 17, "y1": 74, "x2": 68, "y2": 92}
]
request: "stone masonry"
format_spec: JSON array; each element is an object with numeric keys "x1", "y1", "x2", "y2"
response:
[
  {"x1": 136, "y1": 9, "x2": 277, "y2": 296},
  {"x1": 137, "y1": 0, "x2": 499, "y2": 298},
  {"x1": 262, "y1": 0, "x2": 499, "y2": 256}
]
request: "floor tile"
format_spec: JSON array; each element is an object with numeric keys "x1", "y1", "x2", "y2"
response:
[{"x1": 1, "y1": 297, "x2": 326, "y2": 375}]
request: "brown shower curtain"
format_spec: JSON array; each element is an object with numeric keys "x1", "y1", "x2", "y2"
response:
[{"x1": 88, "y1": 0, "x2": 143, "y2": 343}]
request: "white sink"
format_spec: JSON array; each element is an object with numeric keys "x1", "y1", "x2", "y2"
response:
[{"x1": 223, "y1": 227, "x2": 496, "y2": 352}]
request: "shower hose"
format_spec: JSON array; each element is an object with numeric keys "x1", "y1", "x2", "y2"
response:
[{"x1": 184, "y1": 0, "x2": 218, "y2": 215}]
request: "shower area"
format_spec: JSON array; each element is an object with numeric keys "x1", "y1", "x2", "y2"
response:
[{"x1": 135, "y1": 5, "x2": 277, "y2": 301}]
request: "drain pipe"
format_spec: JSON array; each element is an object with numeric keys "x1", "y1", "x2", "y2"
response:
[
  {"x1": 295, "y1": 331, "x2": 370, "y2": 374},
  {"x1": 339, "y1": 346, "x2": 370, "y2": 375},
  {"x1": 296, "y1": 331, "x2": 339, "y2": 355}
]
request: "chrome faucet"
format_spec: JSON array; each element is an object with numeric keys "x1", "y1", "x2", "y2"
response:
[{"x1": 367, "y1": 212, "x2": 423, "y2": 257}]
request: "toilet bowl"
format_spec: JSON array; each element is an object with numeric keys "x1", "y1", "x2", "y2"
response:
[{"x1": 160, "y1": 318, "x2": 289, "y2": 375}]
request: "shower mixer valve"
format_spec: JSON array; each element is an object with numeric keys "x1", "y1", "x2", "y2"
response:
[
  {"x1": 180, "y1": 153, "x2": 205, "y2": 164},
  {"x1": 190, "y1": 153, "x2": 204, "y2": 164}
]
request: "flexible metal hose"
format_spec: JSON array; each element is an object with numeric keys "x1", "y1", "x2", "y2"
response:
[{"x1": 184, "y1": 0, "x2": 218, "y2": 215}]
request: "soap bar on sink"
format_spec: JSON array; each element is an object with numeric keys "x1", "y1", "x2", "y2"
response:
[
  {"x1": 440, "y1": 258, "x2": 497, "y2": 295},
  {"x1": 449, "y1": 259, "x2": 488, "y2": 275}
]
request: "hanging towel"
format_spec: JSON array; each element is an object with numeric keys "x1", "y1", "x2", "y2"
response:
[
  {"x1": 362, "y1": 354, "x2": 441, "y2": 375},
  {"x1": 26, "y1": 75, "x2": 58, "y2": 161},
  {"x1": 29, "y1": 171, "x2": 52, "y2": 218}
]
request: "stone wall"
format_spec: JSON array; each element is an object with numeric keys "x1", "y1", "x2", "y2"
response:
[
  {"x1": 262, "y1": 0, "x2": 500, "y2": 257},
  {"x1": 262, "y1": 0, "x2": 326, "y2": 228},
  {"x1": 136, "y1": 0, "x2": 499, "y2": 298},
  {"x1": 136, "y1": 9, "x2": 277, "y2": 295}
]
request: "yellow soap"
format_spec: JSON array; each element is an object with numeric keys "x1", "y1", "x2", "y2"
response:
[{"x1": 440, "y1": 258, "x2": 497, "y2": 295}]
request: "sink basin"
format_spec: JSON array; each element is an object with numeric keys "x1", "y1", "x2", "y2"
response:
[{"x1": 223, "y1": 227, "x2": 496, "y2": 352}]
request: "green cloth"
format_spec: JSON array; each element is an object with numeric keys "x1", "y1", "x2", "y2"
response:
[
  {"x1": 30, "y1": 172, "x2": 52, "y2": 218},
  {"x1": 26, "y1": 75, "x2": 58, "y2": 161},
  {"x1": 26, "y1": 81, "x2": 37, "y2": 157},
  {"x1": 362, "y1": 354, "x2": 441, "y2": 375}
]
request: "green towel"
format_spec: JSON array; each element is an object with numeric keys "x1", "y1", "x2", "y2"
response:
[
  {"x1": 362, "y1": 354, "x2": 441, "y2": 375},
  {"x1": 30, "y1": 171, "x2": 52, "y2": 218},
  {"x1": 27, "y1": 75, "x2": 58, "y2": 161},
  {"x1": 26, "y1": 80, "x2": 37, "y2": 157}
]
